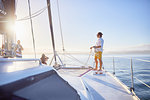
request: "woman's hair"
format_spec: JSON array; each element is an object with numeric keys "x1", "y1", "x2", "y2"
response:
[{"x1": 97, "y1": 32, "x2": 103, "y2": 37}]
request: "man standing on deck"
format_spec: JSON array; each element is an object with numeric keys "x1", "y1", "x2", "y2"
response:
[
  {"x1": 90, "y1": 32, "x2": 104, "y2": 72},
  {"x1": 15, "y1": 40, "x2": 24, "y2": 58}
]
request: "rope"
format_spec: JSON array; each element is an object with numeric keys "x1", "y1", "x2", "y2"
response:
[
  {"x1": 27, "y1": 0, "x2": 36, "y2": 58},
  {"x1": 84, "y1": 49, "x2": 92, "y2": 66},
  {"x1": 56, "y1": 0, "x2": 65, "y2": 52},
  {"x1": 0, "y1": 5, "x2": 48, "y2": 23},
  {"x1": 21, "y1": 7, "x2": 47, "y2": 19},
  {"x1": 56, "y1": 0, "x2": 93, "y2": 66},
  {"x1": 17, "y1": 6, "x2": 47, "y2": 21},
  {"x1": 62, "y1": 49, "x2": 93, "y2": 67},
  {"x1": 65, "y1": 54, "x2": 85, "y2": 65},
  {"x1": 78, "y1": 69, "x2": 91, "y2": 77},
  {"x1": 134, "y1": 77, "x2": 150, "y2": 89},
  {"x1": 56, "y1": 0, "x2": 66, "y2": 64}
]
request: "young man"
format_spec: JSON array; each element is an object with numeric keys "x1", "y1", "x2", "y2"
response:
[
  {"x1": 15, "y1": 40, "x2": 24, "y2": 58},
  {"x1": 90, "y1": 32, "x2": 104, "y2": 71}
]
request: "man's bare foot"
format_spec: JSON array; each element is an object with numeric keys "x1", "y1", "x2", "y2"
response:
[
  {"x1": 98, "y1": 69, "x2": 102, "y2": 71},
  {"x1": 95, "y1": 71, "x2": 103, "y2": 74},
  {"x1": 93, "y1": 68, "x2": 98, "y2": 70},
  {"x1": 98, "y1": 69, "x2": 103, "y2": 74}
]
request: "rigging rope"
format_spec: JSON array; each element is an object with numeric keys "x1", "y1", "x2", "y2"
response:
[
  {"x1": 22, "y1": 7, "x2": 47, "y2": 19},
  {"x1": 64, "y1": 49, "x2": 93, "y2": 67},
  {"x1": 56, "y1": 0, "x2": 65, "y2": 52},
  {"x1": 48, "y1": 0, "x2": 89, "y2": 67},
  {"x1": 17, "y1": 6, "x2": 47, "y2": 21},
  {"x1": 65, "y1": 54, "x2": 85, "y2": 65},
  {"x1": 84, "y1": 49, "x2": 92, "y2": 66},
  {"x1": 0, "y1": 5, "x2": 48, "y2": 23},
  {"x1": 27, "y1": 0, "x2": 36, "y2": 58}
]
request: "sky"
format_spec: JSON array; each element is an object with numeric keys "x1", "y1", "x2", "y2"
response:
[{"x1": 12, "y1": 0, "x2": 150, "y2": 54}]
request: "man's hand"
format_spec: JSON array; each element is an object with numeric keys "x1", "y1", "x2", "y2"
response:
[{"x1": 90, "y1": 46, "x2": 96, "y2": 49}]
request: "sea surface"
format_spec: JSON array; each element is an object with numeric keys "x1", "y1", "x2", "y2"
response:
[{"x1": 13, "y1": 54, "x2": 150, "y2": 100}]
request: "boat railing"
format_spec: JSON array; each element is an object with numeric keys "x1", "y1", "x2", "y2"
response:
[
  {"x1": 111, "y1": 56, "x2": 150, "y2": 94},
  {"x1": 0, "y1": 58, "x2": 42, "y2": 65}
]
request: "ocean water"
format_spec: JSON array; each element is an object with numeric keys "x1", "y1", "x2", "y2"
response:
[{"x1": 23, "y1": 54, "x2": 150, "y2": 100}]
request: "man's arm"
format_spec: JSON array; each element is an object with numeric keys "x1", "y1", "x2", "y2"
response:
[
  {"x1": 90, "y1": 39, "x2": 101, "y2": 49},
  {"x1": 90, "y1": 46, "x2": 101, "y2": 49}
]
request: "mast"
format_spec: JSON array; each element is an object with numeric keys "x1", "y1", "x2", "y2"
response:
[{"x1": 47, "y1": 0, "x2": 57, "y2": 64}]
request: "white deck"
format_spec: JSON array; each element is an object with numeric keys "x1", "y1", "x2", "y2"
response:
[
  {"x1": 0, "y1": 62, "x2": 139, "y2": 100},
  {"x1": 58, "y1": 69, "x2": 138, "y2": 100},
  {"x1": 0, "y1": 65, "x2": 53, "y2": 86},
  {"x1": 82, "y1": 70, "x2": 138, "y2": 100}
]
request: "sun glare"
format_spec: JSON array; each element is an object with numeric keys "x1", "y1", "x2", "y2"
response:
[{"x1": 15, "y1": 22, "x2": 25, "y2": 40}]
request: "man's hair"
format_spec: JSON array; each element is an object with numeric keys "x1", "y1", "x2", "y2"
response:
[{"x1": 97, "y1": 32, "x2": 103, "y2": 37}]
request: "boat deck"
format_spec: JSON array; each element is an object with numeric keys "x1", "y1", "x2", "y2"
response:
[
  {"x1": 58, "y1": 68, "x2": 90, "y2": 77},
  {"x1": 58, "y1": 69, "x2": 138, "y2": 100},
  {"x1": 0, "y1": 61, "x2": 138, "y2": 100}
]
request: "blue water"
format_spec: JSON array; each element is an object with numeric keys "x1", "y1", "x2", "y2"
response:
[
  {"x1": 23, "y1": 54, "x2": 150, "y2": 100},
  {"x1": 103, "y1": 56, "x2": 150, "y2": 100}
]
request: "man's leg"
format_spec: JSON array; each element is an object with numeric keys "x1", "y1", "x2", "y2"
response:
[
  {"x1": 99, "y1": 58, "x2": 102, "y2": 70},
  {"x1": 98, "y1": 51, "x2": 102, "y2": 71},
  {"x1": 94, "y1": 58, "x2": 98, "y2": 70}
]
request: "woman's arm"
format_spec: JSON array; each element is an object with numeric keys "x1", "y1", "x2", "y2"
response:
[{"x1": 21, "y1": 45, "x2": 24, "y2": 50}]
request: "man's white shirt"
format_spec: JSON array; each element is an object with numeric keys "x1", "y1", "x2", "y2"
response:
[{"x1": 95, "y1": 38, "x2": 104, "y2": 52}]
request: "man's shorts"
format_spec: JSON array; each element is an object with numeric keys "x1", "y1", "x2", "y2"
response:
[{"x1": 95, "y1": 51, "x2": 102, "y2": 59}]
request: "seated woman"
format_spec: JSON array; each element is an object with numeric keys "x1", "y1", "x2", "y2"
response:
[{"x1": 40, "y1": 54, "x2": 49, "y2": 65}]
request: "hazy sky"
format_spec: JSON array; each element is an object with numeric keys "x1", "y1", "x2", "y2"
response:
[{"x1": 14, "y1": 0, "x2": 150, "y2": 53}]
